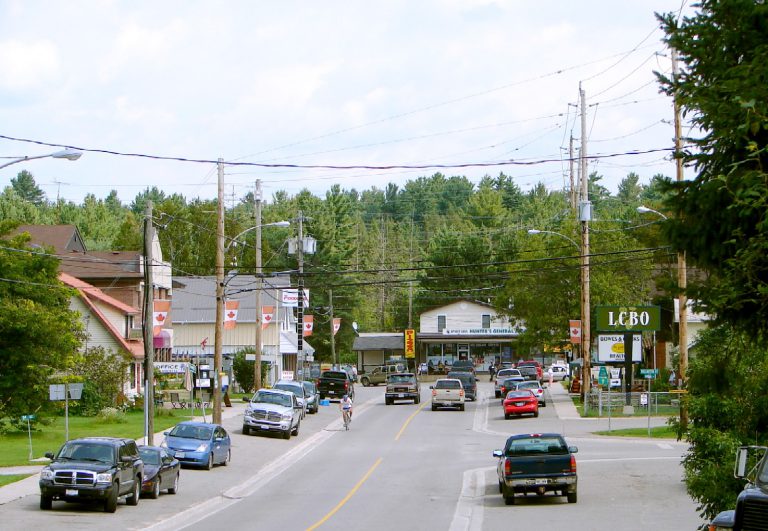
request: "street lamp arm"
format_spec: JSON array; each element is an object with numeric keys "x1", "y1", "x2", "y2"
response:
[
  {"x1": 527, "y1": 229, "x2": 580, "y2": 249},
  {"x1": 0, "y1": 149, "x2": 83, "y2": 170},
  {"x1": 636, "y1": 206, "x2": 668, "y2": 219},
  {"x1": 224, "y1": 221, "x2": 290, "y2": 253}
]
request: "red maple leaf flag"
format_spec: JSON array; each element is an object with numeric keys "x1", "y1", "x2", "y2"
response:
[
  {"x1": 224, "y1": 300, "x2": 240, "y2": 330},
  {"x1": 333, "y1": 318, "x2": 341, "y2": 336},
  {"x1": 262, "y1": 306, "x2": 274, "y2": 330},
  {"x1": 153, "y1": 300, "x2": 171, "y2": 336},
  {"x1": 303, "y1": 315, "x2": 314, "y2": 337}
]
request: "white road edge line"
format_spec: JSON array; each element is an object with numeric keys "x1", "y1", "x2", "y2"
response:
[
  {"x1": 141, "y1": 397, "x2": 380, "y2": 531},
  {"x1": 449, "y1": 467, "x2": 493, "y2": 531}
]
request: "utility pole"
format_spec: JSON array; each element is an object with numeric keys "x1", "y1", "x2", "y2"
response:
[
  {"x1": 329, "y1": 289, "x2": 336, "y2": 368},
  {"x1": 672, "y1": 48, "x2": 688, "y2": 429},
  {"x1": 142, "y1": 200, "x2": 155, "y2": 445},
  {"x1": 569, "y1": 135, "x2": 576, "y2": 210},
  {"x1": 254, "y1": 180, "x2": 264, "y2": 391},
  {"x1": 296, "y1": 211, "x2": 305, "y2": 380},
  {"x1": 213, "y1": 159, "x2": 225, "y2": 424},
  {"x1": 579, "y1": 83, "x2": 592, "y2": 406}
]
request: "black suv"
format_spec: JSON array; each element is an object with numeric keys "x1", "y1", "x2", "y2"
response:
[{"x1": 39, "y1": 437, "x2": 144, "y2": 513}]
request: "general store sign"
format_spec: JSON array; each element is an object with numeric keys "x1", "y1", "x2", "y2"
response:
[
  {"x1": 595, "y1": 305, "x2": 661, "y2": 332},
  {"x1": 597, "y1": 334, "x2": 642, "y2": 362},
  {"x1": 442, "y1": 328, "x2": 517, "y2": 336}
]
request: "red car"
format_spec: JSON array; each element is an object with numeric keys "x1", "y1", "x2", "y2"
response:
[{"x1": 502, "y1": 390, "x2": 539, "y2": 419}]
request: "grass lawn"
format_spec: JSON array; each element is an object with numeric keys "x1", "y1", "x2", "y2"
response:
[
  {"x1": 0, "y1": 474, "x2": 33, "y2": 487},
  {"x1": 0, "y1": 410, "x2": 194, "y2": 467},
  {"x1": 593, "y1": 425, "x2": 678, "y2": 438},
  {"x1": 569, "y1": 395, "x2": 679, "y2": 418}
]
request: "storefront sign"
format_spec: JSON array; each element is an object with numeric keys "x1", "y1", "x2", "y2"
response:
[
  {"x1": 595, "y1": 306, "x2": 661, "y2": 332},
  {"x1": 404, "y1": 329, "x2": 416, "y2": 358},
  {"x1": 281, "y1": 289, "x2": 310, "y2": 307},
  {"x1": 154, "y1": 362, "x2": 188, "y2": 374},
  {"x1": 597, "y1": 334, "x2": 642, "y2": 362},
  {"x1": 442, "y1": 328, "x2": 517, "y2": 336}
]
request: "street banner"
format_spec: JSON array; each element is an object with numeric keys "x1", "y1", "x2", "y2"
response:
[
  {"x1": 569, "y1": 319, "x2": 581, "y2": 344},
  {"x1": 404, "y1": 329, "x2": 416, "y2": 358},
  {"x1": 262, "y1": 306, "x2": 275, "y2": 329},
  {"x1": 153, "y1": 300, "x2": 171, "y2": 336},
  {"x1": 333, "y1": 318, "x2": 341, "y2": 336},
  {"x1": 224, "y1": 300, "x2": 239, "y2": 329},
  {"x1": 303, "y1": 315, "x2": 314, "y2": 336}
]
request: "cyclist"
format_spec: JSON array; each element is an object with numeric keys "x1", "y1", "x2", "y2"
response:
[{"x1": 340, "y1": 394, "x2": 353, "y2": 428}]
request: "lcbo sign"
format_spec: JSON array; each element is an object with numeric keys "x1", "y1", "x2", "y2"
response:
[{"x1": 595, "y1": 305, "x2": 661, "y2": 332}]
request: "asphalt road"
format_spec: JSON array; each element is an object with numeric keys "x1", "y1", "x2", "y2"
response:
[{"x1": 0, "y1": 382, "x2": 704, "y2": 531}]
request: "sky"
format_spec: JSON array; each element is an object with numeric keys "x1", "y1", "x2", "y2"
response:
[{"x1": 0, "y1": 0, "x2": 692, "y2": 206}]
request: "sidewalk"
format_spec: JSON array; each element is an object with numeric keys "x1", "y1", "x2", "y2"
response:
[
  {"x1": 547, "y1": 380, "x2": 582, "y2": 420},
  {"x1": 0, "y1": 402, "x2": 246, "y2": 506}
]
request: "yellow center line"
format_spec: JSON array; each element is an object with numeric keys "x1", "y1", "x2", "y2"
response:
[
  {"x1": 395, "y1": 399, "x2": 429, "y2": 441},
  {"x1": 306, "y1": 457, "x2": 383, "y2": 531}
]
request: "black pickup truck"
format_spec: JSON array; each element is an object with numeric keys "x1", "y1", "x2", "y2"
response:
[
  {"x1": 709, "y1": 445, "x2": 768, "y2": 530},
  {"x1": 492, "y1": 432, "x2": 578, "y2": 505},
  {"x1": 316, "y1": 370, "x2": 355, "y2": 401}
]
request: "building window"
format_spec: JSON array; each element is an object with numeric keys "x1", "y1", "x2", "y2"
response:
[
  {"x1": 438, "y1": 315, "x2": 446, "y2": 332},
  {"x1": 482, "y1": 314, "x2": 491, "y2": 328}
]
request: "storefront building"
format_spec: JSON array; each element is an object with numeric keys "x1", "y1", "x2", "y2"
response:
[{"x1": 418, "y1": 299, "x2": 523, "y2": 373}]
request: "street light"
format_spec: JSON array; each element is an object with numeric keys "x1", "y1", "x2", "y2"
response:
[
  {"x1": 636, "y1": 206, "x2": 668, "y2": 219},
  {"x1": 527, "y1": 229, "x2": 580, "y2": 250},
  {"x1": 0, "y1": 148, "x2": 83, "y2": 170}
]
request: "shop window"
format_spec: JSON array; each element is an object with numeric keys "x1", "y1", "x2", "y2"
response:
[
  {"x1": 482, "y1": 314, "x2": 491, "y2": 328},
  {"x1": 438, "y1": 315, "x2": 446, "y2": 332}
]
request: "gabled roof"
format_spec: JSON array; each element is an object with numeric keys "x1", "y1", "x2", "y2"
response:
[
  {"x1": 352, "y1": 333, "x2": 405, "y2": 351},
  {"x1": 420, "y1": 298, "x2": 496, "y2": 314},
  {"x1": 59, "y1": 273, "x2": 144, "y2": 359},
  {"x1": 14, "y1": 224, "x2": 87, "y2": 253}
]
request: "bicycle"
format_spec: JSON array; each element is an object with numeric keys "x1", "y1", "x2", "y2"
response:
[{"x1": 342, "y1": 409, "x2": 352, "y2": 430}]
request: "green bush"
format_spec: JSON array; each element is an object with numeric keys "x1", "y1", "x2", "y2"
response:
[{"x1": 96, "y1": 407, "x2": 127, "y2": 424}]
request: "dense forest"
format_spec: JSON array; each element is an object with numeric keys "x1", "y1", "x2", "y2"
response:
[{"x1": 2, "y1": 167, "x2": 676, "y2": 361}]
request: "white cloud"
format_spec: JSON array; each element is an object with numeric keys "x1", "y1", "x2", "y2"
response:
[{"x1": 0, "y1": 39, "x2": 60, "y2": 90}]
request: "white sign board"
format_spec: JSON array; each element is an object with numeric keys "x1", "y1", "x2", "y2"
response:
[
  {"x1": 597, "y1": 334, "x2": 642, "y2": 362},
  {"x1": 281, "y1": 370, "x2": 294, "y2": 381},
  {"x1": 154, "y1": 362, "x2": 188, "y2": 374},
  {"x1": 281, "y1": 289, "x2": 310, "y2": 308},
  {"x1": 49, "y1": 384, "x2": 65, "y2": 401},
  {"x1": 442, "y1": 328, "x2": 518, "y2": 336}
]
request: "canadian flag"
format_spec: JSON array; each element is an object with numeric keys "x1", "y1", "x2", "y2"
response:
[
  {"x1": 262, "y1": 306, "x2": 274, "y2": 330},
  {"x1": 153, "y1": 300, "x2": 171, "y2": 336},
  {"x1": 569, "y1": 319, "x2": 582, "y2": 344},
  {"x1": 333, "y1": 318, "x2": 341, "y2": 336},
  {"x1": 224, "y1": 300, "x2": 239, "y2": 330},
  {"x1": 303, "y1": 315, "x2": 314, "y2": 336}
]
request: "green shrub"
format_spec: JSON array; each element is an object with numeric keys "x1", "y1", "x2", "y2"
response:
[{"x1": 96, "y1": 407, "x2": 127, "y2": 424}]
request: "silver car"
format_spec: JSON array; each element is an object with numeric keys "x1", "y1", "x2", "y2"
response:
[
  {"x1": 301, "y1": 380, "x2": 320, "y2": 414},
  {"x1": 494, "y1": 368, "x2": 522, "y2": 398},
  {"x1": 243, "y1": 389, "x2": 302, "y2": 439},
  {"x1": 273, "y1": 380, "x2": 308, "y2": 418}
]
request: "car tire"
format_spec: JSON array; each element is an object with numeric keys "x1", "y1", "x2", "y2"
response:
[
  {"x1": 504, "y1": 413, "x2": 510, "y2": 420},
  {"x1": 40, "y1": 495, "x2": 52, "y2": 510},
  {"x1": 459, "y1": 404, "x2": 465, "y2": 411},
  {"x1": 498, "y1": 481, "x2": 503, "y2": 494},
  {"x1": 149, "y1": 478, "x2": 160, "y2": 499},
  {"x1": 431, "y1": 404, "x2": 437, "y2": 411},
  {"x1": 126, "y1": 478, "x2": 140, "y2": 506},
  {"x1": 385, "y1": 398, "x2": 391, "y2": 405},
  {"x1": 242, "y1": 425, "x2": 250, "y2": 435},
  {"x1": 414, "y1": 395, "x2": 420, "y2": 404},
  {"x1": 534, "y1": 410, "x2": 539, "y2": 418},
  {"x1": 104, "y1": 484, "x2": 118, "y2": 513},
  {"x1": 168, "y1": 473, "x2": 179, "y2": 495},
  {"x1": 541, "y1": 400, "x2": 546, "y2": 407},
  {"x1": 567, "y1": 490, "x2": 577, "y2": 503},
  {"x1": 283, "y1": 428, "x2": 291, "y2": 440},
  {"x1": 292, "y1": 421, "x2": 300, "y2": 436},
  {"x1": 205, "y1": 453, "x2": 213, "y2": 470},
  {"x1": 495, "y1": 391, "x2": 500, "y2": 398},
  {"x1": 223, "y1": 449, "x2": 231, "y2": 466},
  {"x1": 502, "y1": 485, "x2": 515, "y2": 505},
  {"x1": 361, "y1": 378, "x2": 370, "y2": 387}
]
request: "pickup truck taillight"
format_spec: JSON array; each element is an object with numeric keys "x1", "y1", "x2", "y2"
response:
[
  {"x1": 432, "y1": 389, "x2": 437, "y2": 396},
  {"x1": 570, "y1": 455, "x2": 577, "y2": 473},
  {"x1": 344, "y1": 381, "x2": 349, "y2": 390},
  {"x1": 504, "y1": 459, "x2": 512, "y2": 475},
  {"x1": 459, "y1": 390, "x2": 465, "y2": 397}
]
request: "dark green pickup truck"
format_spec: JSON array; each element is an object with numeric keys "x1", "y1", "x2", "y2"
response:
[{"x1": 492, "y1": 433, "x2": 578, "y2": 505}]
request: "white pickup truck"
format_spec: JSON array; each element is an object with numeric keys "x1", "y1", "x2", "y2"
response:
[{"x1": 431, "y1": 378, "x2": 465, "y2": 411}]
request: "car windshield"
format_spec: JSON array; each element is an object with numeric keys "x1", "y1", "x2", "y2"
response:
[
  {"x1": 436, "y1": 380, "x2": 461, "y2": 389},
  {"x1": 516, "y1": 382, "x2": 540, "y2": 390},
  {"x1": 505, "y1": 391, "x2": 535, "y2": 399},
  {"x1": 252, "y1": 391, "x2": 293, "y2": 407},
  {"x1": 59, "y1": 443, "x2": 114, "y2": 462},
  {"x1": 497, "y1": 369, "x2": 520, "y2": 378},
  {"x1": 505, "y1": 436, "x2": 568, "y2": 456},
  {"x1": 389, "y1": 375, "x2": 415, "y2": 383},
  {"x1": 302, "y1": 382, "x2": 316, "y2": 393},
  {"x1": 139, "y1": 448, "x2": 161, "y2": 465},
  {"x1": 170, "y1": 424, "x2": 213, "y2": 440},
  {"x1": 274, "y1": 384, "x2": 304, "y2": 397}
]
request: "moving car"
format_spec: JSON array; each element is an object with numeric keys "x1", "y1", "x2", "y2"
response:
[
  {"x1": 316, "y1": 370, "x2": 356, "y2": 400},
  {"x1": 498, "y1": 376, "x2": 526, "y2": 399},
  {"x1": 431, "y1": 378, "x2": 465, "y2": 411},
  {"x1": 447, "y1": 371, "x2": 477, "y2": 401},
  {"x1": 385, "y1": 372, "x2": 421, "y2": 404},
  {"x1": 517, "y1": 365, "x2": 540, "y2": 381},
  {"x1": 243, "y1": 388, "x2": 302, "y2": 439},
  {"x1": 514, "y1": 380, "x2": 546, "y2": 407},
  {"x1": 450, "y1": 359, "x2": 476, "y2": 375},
  {"x1": 493, "y1": 433, "x2": 578, "y2": 505},
  {"x1": 138, "y1": 445, "x2": 180, "y2": 498},
  {"x1": 494, "y1": 368, "x2": 523, "y2": 398},
  {"x1": 517, "y1": 361, "x2": 543, "y2": 380},
  {"x1": 39, "y1": 437, "x2": 144, "y2": 513},
  {"x1": 502, "y1": 390, "x2": 539, "y2": 419},
  {"x1": 273, "y1": 379, "x2": 309, "y2": 417},
  {"x1": 301, "y1": 380, "x2": 320, "y2": 414},
  {"x1": 161, "y1": 421, "x2": 231, "y2": 469}
]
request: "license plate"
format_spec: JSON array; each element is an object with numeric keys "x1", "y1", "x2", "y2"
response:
[
  {"x1": 398, "y1": 393, "x2": 405, "y2": 398},
  {"x1": 514, "y1": 402, "x2": 525, "y2": 406},
  {"x1": 174, "y1": 451, "x2": 185, "y2": 458},
  {"x1": 65, "y1": 489, "x2": 78, "y2": 496},
  {"x1": 533, "y1": 479, "x2": 548, "y2": 485},
  {"x1": 259, "y1": 424, "x2": 271, "y2": 430}
]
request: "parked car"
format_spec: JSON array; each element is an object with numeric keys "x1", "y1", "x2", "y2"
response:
[
  {"x1": 301, "y1": 380, "x2": 320, "y2": 414},
  {"x1": 502, "y1": 390, "x2": 539, "y2": 419},
  {"x1": 499, "y1": 376, "x2": 526, "y2": 398},
  {"x1": 450, "y1": 359, "x2": 476, "y2": 375},
  {"x1": 517, "y1": 365, "x2": 540, "y2": 381},
  {"x1": 494, "y1": 368, "x2": 523, "y2": 397},
  {"x1": 161, "y1": 421, "x2": 231, "y2": 469},
  {"x1": 547, "y1": 365, "x2": 568, "y2": 381},
  {"x1": 493, "y1": 433, "x2": 578, "y2": 505},
  {"x1": 447, "y1": 371, "x2": 477, "y2": 401},
  {"x1": 243, "y1": 388, "x2": 302, "y2": 439},
  {"x1": 273, "y1": 379, "x2": 309, "y2": 417},
  {"x1": 385, "y1": 372, "x2": 421, "y2": 404},
  {"x1": 517, "y1": 360, "x2": 543, "y2": 380},
  {"x1": 138, "y1": 445, "x2": 180, "y2": 498},
  {"x1": 359, "y1": 365, "x2": 403, "y2": 387},
  {"x1": 514, "y1": 380, "x2": 546, "y2": 407},
  {"x1": 431, "y1": 378, "x2": 465, "y2": 411},
  {"x1": 39, "y1": 437, "x2": 144, "y2": 513}
]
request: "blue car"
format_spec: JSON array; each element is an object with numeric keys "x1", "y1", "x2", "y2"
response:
[{"x1": 161, "y1": 421, "x2": 231, "y2": 470}]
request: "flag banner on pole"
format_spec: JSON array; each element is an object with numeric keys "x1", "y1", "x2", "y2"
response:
[
  {"x1": 333, "y1": 318, "x2": 341, "y2": 336},
  {"x1": 224, "y1": 300, "x2": 239, "y2": 330},
  {"x1": 200, "y1": 337, "x2": 208, "y2": 349},
  {"x1": 303, "y1": 315, "x2": 314, "y2": 336},
  {"x1": 262, "y1": 306, "x2": 274, "y2": 330},
  {"x1": 570, "y1": 319, "x2": 582, "y2": 344},
  {"x1": 153, "y1": 300, "x2": 171, "y2": 336}
]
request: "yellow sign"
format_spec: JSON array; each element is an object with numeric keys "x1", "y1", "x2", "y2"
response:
[{"x1": 404, "y1": 329, "x2": 416, "y2": 358}]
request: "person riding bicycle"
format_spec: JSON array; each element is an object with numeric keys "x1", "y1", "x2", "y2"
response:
[{"x1": 340, "y1": 394, "x2": 353, "y2": 421}]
